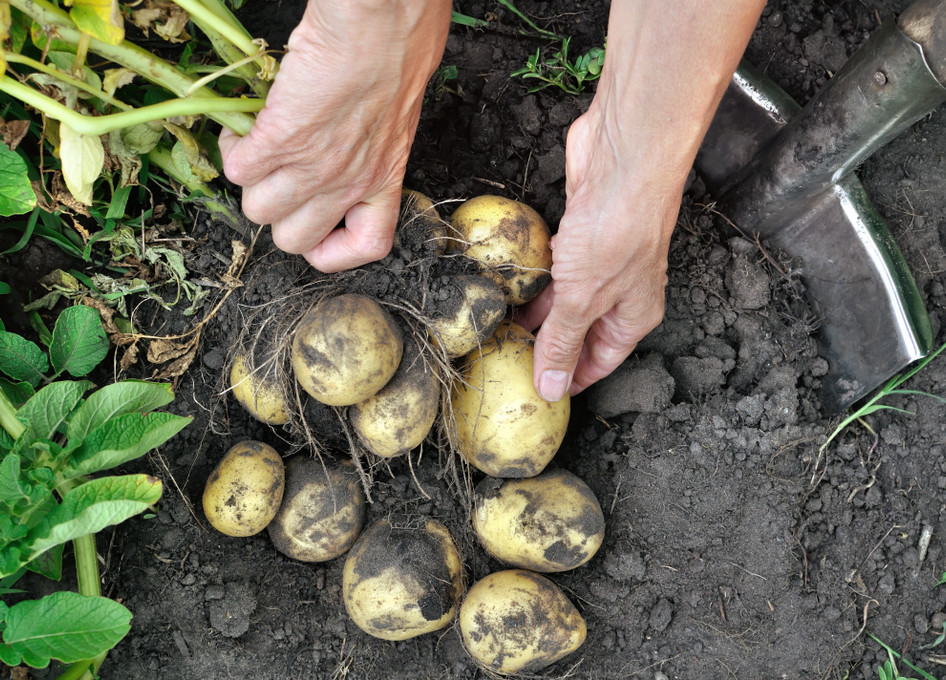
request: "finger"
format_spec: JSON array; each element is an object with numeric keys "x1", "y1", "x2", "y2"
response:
[
  {"x1": 569, "y1": 320, "x2": 639, "y2": 394},
  {"x1": 269, "y1": 195, "x2": 346, "y2": 255},
  {"x1": 531, "y1": 298, "x2": 593, "y2": 402},
  {"x1": 237, "y1": 165, "x2": 332, "y2": 227},
  {"x1": 218, "y1": 128, "x2": 278, "y2": 187},
  {"x1": 303, "y1": 191, "x2": 400, "y2": 272},
  {"x1": 512, "y1": 284, "x2": 554, "y2": 332}
]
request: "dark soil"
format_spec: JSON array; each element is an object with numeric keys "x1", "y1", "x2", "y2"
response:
[{"x1": 8, "y1": 1, "x2": 946, "y2": 679}]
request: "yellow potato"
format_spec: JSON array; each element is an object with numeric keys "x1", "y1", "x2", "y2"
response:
[
  {"x1": 229, "y1": 352, "x2": 289, "y2": 425},
  {"x1": 459, "y1": 569, "x2": 586, "y2": 674},
  {"x1": 291, "y1": 294, "x2": 403, "y2": 406},
  {"x1": 343, "y1": 518, "x2": 464, "y2": 641},
  {"x1": 203, "y1": 440, "x2": 285, "y2": 537},
  {"x1": 451, "y1": 321, "x2": 570, "y2": 477},
  {"x1": 349, "y1": 340, "x2": 441, "y2": 458},
  {"x1": 397, "y1": 189, "x2": 448, "y2": 255},
  {"x1": 425, "y1": 275, "x2": 507, "y2": 358},
  {"x1": 450, "y1": 195, "x2": 552, "y2": 305},
  {"x1": 474, "y1": 469, "x2": 605, "y2": 572},
  {"x1": 267, "y1": 456, "x2": 366, "y2": 562}
]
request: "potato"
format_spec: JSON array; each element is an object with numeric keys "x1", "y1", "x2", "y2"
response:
[
  {"x1": 473, "y1": 469, "x2": 605, "y2": 572},
  {"x1": 267, "y1": 456, "x2": 366, "y2": 562},
  {"x1": 349, "y1": 340, "x2": 441, "y2": 458},
  {"x1": 203, "y1": 440, "x2": 285, "y2": 537},
  {"x1": 451, "y1": 321, "x2": 570, "y2": 477},
  {"x1": 343, "y1": 518, "x2": 464, "y2": 641},
  {"x1": 291, "y1": 293, "x2": 403, "y2": 406},
  {"x1": 425, "y1": 275, "x2": 507, "y2": 358},
  {"x1": 229, "y1": 352, "x2": 289, "y2": 425},
  {"x1": 397, "y1": 189, "x2": 448, "y2": 255},
  {"x1": 459, "y1": 569, "x2": 586, "y2": 674},
  {"x1": 450, "y1": 195, "x2": 552, "y2": 306}
]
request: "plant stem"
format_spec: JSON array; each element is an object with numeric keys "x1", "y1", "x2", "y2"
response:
[
  {"x1": 0, "y1": 76, "x2": 262, "y2": 136},
  {"x1": 0, "y1": 390, "x2": 25, "y2": 440},
  {"x1": 170, "y1": 0, "x2": 261, "y2": 61},
  {"x1": 147, "y1": 145, "x2": 243, "y2": 224},
  {"x1": 5, "y1": 54, "x2": 130, "y2": 109}
]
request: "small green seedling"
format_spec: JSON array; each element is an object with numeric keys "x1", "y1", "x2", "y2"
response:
[
  {"x1": 511, "y1": 37, "x2": 606, "y2": 95},
  {"x1": 869, "y1": 633, "x2": 936, "y2": 680}
]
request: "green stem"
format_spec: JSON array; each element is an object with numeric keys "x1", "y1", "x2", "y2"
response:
[
  {"x1": 147, "y1": 145, "x2": 243, "y2": 224},
  {"x1": 0, "y1": 76, "x2": 262, "y2": 135},
  {"x1": 170, "y1": 0, "x2": 260, "y2": 60},
  {"x1": 0, "y1": 390, "x2": 25, "y2": 440},
  {"x1": 5, "y1": 54, "x2": 130, "y2": 110}
]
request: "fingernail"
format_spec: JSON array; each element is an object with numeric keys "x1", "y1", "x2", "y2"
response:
[{"x1": 538, "y1": 370, "x2": 570, "y2": 402}]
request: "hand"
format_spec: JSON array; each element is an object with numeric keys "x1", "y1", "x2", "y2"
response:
[
  {"x1": 515, "y1": 106, "x2": 682, "y2": 402},
  {"x1": 218, "y1": 0, "x2": 451, "y2": 272}
]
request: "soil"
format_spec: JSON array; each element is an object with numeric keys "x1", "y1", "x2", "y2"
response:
[{"x1": 7, "y1": 1, "x2": 946, "y2": 679}]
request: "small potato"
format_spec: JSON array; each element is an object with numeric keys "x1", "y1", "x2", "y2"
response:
[
  {"x1": 291, "y1": 294, "x2": 403, "y2": 406},
  {"x1": 349, "y1": 341, "x2": 441, "y2": 458},
  {"x1": 450, "y1": 195, "x2": 552, "y2": 306},
  {"x1": 459, "y1": 569, "x2": 586, "y2": 674},
  {"x1": 474, "y1": 469, "x2": 605, "y2": 572},
  {"x1": 396, "y1": 189, "x2": 449, "y2": 255},
  {"x1": 343, "y1": 518, "x2": 464, "y2": 641},
  {"x1": 425, "y1": 275, "x2": 507, "y2": 358},
  {"x1": 203, "y1": 440, "x2": 285, "y2": 537},
  {"x1": 229, "y1": 352, "x2": 289, "y2": 425},
  {"x1": 267, "y1": 456, "x2": 366, "y2": 562},
  {"x1": 451, "y1": 321, "x2": 570, "y2": 478}
]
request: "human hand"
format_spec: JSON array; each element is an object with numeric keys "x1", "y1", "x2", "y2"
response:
[{"x1": 218, "y1": 0, "x2": 451, "y2": 272}]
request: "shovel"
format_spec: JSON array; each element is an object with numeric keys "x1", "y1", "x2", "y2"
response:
[{"x1": 695, "y1": 0, "x2": 946, "y2": 413}]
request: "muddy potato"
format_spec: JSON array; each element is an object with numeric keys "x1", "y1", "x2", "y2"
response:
[
  {"x1": 291, "y1": 293, "x2": 403, "y2": 406},
  {"x1": 474, "y1": 469, "x2": 605, "y2": 572},
  {"x1": 349, "y1": 340, "x2": 441, "y2": 458},
  {"x1": 459, "y1": 569, "x2": 586, "y2": 674},
  {"x1": 343, "y1": 518, "x2": 464, "y2": 641},
  {"x1": 396, "y1": 189, "x2": 448, "y2": 255},
  {"x1": 425, "y1": 275, "x2": 507, "y2": 358},
  {"x1": 451, "y1": 321, "x2": 570, "y2": 477},
  {"x1": 229, "y1": 352, "x2": 289, "y2": 425},
  {"x1": 449, "y1": 195, "x2": 552, "y2": 306},
  {"x1": 267, "y1": 456, "x2": 366, "y2": 562},
  {"x1": 203, "y1": 440, "x2": 285, "y2": 537}
]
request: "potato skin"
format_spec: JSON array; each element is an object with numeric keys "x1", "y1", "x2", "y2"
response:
[
  {"x1": 397, "y1": 189, "x2": 448, "y2": 255},
  {"x1": 203, "y1": 441, "x2": 285, "y2": 537},
  {"x1": 291, "y1": 294, "x2": 403, "y2": 406},
  {"x1": 349, "y1": 341, "x2": 441, "y2": 458},
  {"x1": 450, "y1": 195, "x2": 552, "y2": 306},
  {"x1": 425, "y1": 275, "x2": 507, "y2": 358},
  {"x1": 451, "y1": 321, "x2": 570, "y2": 477},
  {"x1": 343, "y1": 518, "x2": 465, "y2": 641},
  {"x1": 267, "y1": 456, "x2": 366, "y2": 562},
  {"x1": 459, "y1": 569, "x2": 586, "y2": 674},
  {"x1": 229, "y1": 353, "x2": 289, "y2": 425},
  {"x1": 474, "y1": 469, "x2": 605, "y2": 572}
]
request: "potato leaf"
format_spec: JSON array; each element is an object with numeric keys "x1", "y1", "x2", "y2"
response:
[
  {"x1": 26, "y1": 474, "x2": 162, "y2": 560},
  {"x1": 67, "y1": 0, "x2": 123, "y2": 46},
  {"x1": 0, "y1": 591, "x2": 131, "y2": 668},
  {"x1": 16, "y1": 380, "x2": 92, "y2": 442},
  {"x1": 67, "y1": 380, "x2": 175, "y2": 442},
  {"x1": 66, "y1": 411, "x2": 191, "y2": 477},
  {"x1": 102, "y1": 67, "x2": 136, "y2": 97},
  {"x1": 49, "y1": 305, "x2": 108, "y2": 378},
  {"x1": 0, "y1": 377, "x2": 35, "y2": 409},
  {"x1": 0, "y1": 453, "x2": 26, "y2": 505},
  {"x1": 0, "y1": 331, "x2": 48, "y2": 387},
  {"x1": 59, "y1": 123, "x2": 104, "y2": 206},
  {"x1": 0, "y1": 0, "x2": 9, "y2": 73},
  {"x1": 0, "y1": 141, "x2": 37, "y2": 217},
  {"x1": 25, "y1": 543, "x2": 63, "y2": 580}
]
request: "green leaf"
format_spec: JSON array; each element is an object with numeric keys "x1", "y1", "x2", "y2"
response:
[
  {"x1": 25, "y1": 543, "x2": 63, "y2": 580},
  {"x1": 49, "y1": 306, "x2": 108, "y2": 378},
  {"x1": 0, "y1": 591, "x2": 131, "y2": 668},
  {"x1": 0, "y1": 331, "x2": 48, "y2": 387},
  {"x1": 68, "y1": 411, "x2": 190, "y2": 477},
  {"x1": 27, "y1": 474, "x2": 162, "y2": 559},
  {"x1": 68, "y1": 0, "x2": 124, "y2": 46},
  {"x1": 0, "y1": 378, "x2": 35, "y2": 409},
  {"x1": 67, "y1": 380, "x2": 175, "y2": 442},
  {"x1": 17, "y1": 381, "x2": 92, "y2": 442},
  {"x1": 0, "y1": 453, "x2": 26, "y2": 505},
  {"x1": 0, "y1": 142, "x2": 36, "y2": 217}
]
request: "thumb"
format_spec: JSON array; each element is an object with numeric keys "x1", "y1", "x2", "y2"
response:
[{"x1": 531, "y1": 297, "x2": 590, "y2": 402}]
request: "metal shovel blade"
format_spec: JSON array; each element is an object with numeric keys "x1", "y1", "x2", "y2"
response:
[{"x1": 696, "y1": 19, "x2": 943, "y2": 413}]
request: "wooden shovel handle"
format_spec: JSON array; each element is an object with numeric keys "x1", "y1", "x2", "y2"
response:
[{"x1": 899, "y1": 0, "x2": 946, "y2": 83}]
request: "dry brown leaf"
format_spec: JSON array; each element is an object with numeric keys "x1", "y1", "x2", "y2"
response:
[
  {"x1": 147, "y1": 336, "x2": 197, "y2": 364},
  {"x1": 31, "y1": 180, "x2": 57, "y2": 213},
  {"x1": 51, "y1": 173, "x2": 91, "y2": 217},
  {"x1": 120, "y1": 340, "x2": 140, "y2": 371},
  {"x1": 226, "y1": 240, "x2": 248, "y2": 277},
  {"x1": 151, "y1": 335, "x2": 199, "y2": 380},
  {"x1": 2, "y1": 119, "x2": 31, "y2": 150}
]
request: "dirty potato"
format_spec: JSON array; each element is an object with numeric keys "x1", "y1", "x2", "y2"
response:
[
  {"x1": 449, "y1": 195, "x2": 552, "y2": 306},
  {"x1": 349, "y1": 340, "x2": 441, "y2": 458},
  {"x1": 203, "y1": 440, "x2": 285, "y2": 537},
  {"x1": 473, "y1": 469, "x2": 605, "y2": 572},
  {"x1": 397, "y1": 189, "x2": 449, "y2": 255},
  {"x1": 459, "y1": 569, "x2": 586, "y2": 674},
  {"x1": 267, "y1": 456, "x2": 366, "y2": 562},
  {"x1": 343, "y1": 518, "x2": 464, "y2": 641},
  {"x1": 229, "y1": 352, "x2": 289, "y2": 425},
  {"x1": 451, "y1": 321, "x2": 570, "y2": 477},
  {"x1": 291, "y1": 293, "x2": 403, "y2": 406},
  {"x1": 424, "y1": 274, "x2": 507, "y2": 358}
]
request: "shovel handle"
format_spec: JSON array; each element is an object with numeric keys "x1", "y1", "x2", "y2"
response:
[{"x1": 899, "y1": 0, "x2": 946, "y2": 83}]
